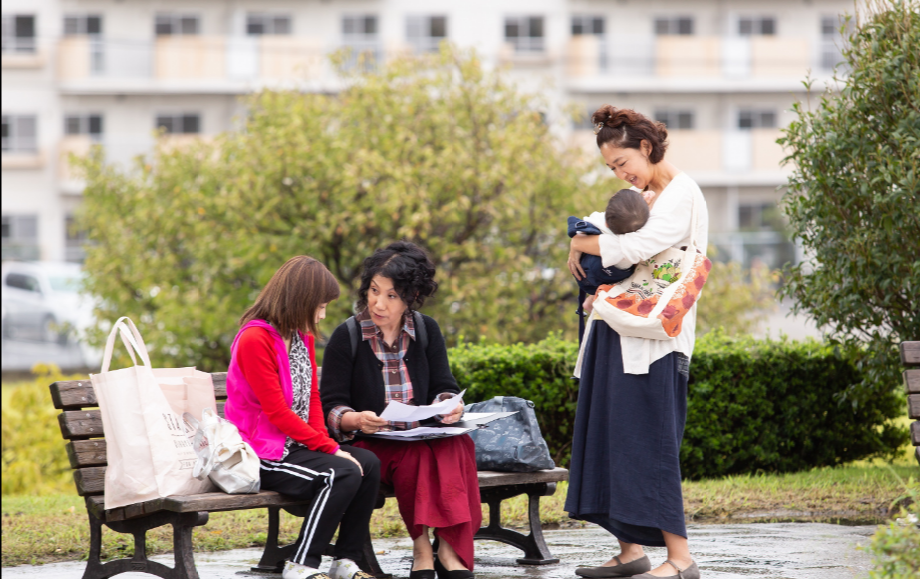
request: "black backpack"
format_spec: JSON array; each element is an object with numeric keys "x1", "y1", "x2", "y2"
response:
[{"x1": 343, "y1": 310, "x2": 428, "y2": 359}]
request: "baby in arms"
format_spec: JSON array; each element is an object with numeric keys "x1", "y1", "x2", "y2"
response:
[{"x1": 567, "y1": 188, "x2": 650, "y2": 314}]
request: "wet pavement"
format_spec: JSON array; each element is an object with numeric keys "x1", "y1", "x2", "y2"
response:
[{"x1": 1, "y1": 522, "x2": 875, "y2": 578}]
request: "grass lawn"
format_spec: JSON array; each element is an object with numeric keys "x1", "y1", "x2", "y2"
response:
[{"x1": 3, "y1": 463, "x2": 916, "y2": 567}]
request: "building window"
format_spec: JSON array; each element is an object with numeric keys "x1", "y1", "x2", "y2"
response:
[
  {"x1": 1, "y1": 114, "x2": 38, "y2": 153},
  {"x1": 1, "y1": 214, "x2": 39, "y2": 261},
  {"x1": 406, "y1": 15, "x2": 447, "y2": 53},
  {"x1": 64, "y1": 114, "x2": 104, "y2": 141},
  {"x1": 65, "y1": 215, "x2": 87, "y2": 262},
  {"x1": 342, "y1": 15, "x2": 380, "y2": 69},
  {"x1": 155, "y1": 14, "x2": 199, "y2": 36},
  {"x1": 343, "y1": 15, "x2": 378, "y2": 38},
  {"x1": 820, "y1": 15, "x2": 851, "y2": 70},
  {"x1": 63, "y1": 14, "x2": 105, "y2": 72},
  {"x1": 654, "y1": 109, "x2": 694, "y2": 130},
  {"x1": 738, "y1": 16, "x2": 776, "y2": 36},
  {"x1": 155, "y1": 113, "x2": 200, "y2": 134},
  {"x1": 64, "y1": 14, "x2": 102, "y2": 35},
  {"x1": 571, "y1": 15, "x2": 604, "y2": 36},
  {"x1": 737, "y1": 109, "x2": 777, "y2": 129},
  {"x1": 505, "y1": 16, "x2": 544, "y2": 53},
  {"x1": 246, "y1": 14, "x2": 291, "y2": 35},
  {"x1": 738, "y1": 202, "x2": 777, "y2": 230},
  {"x1": 571, "y1": 15, "x2": 606, "y2": 70},
  {"x1": 1, "y1": 14, "x2": 36, "y2": 53},
  {"x1": 654, "y1": 16, "x2": 693, "y2": 36}
]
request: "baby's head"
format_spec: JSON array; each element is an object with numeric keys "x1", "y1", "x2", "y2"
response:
[{"x1": 605, "y1": 189, "x2": 650, "y2": 234}]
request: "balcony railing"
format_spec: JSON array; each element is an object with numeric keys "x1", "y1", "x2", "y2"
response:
[
  {"x1": 58, "y1": 36, "x2": 353, "y2": 82},
  {"x1": 1, "y1": 37, "x2": 36, "y2": 54},
  {"x1": 664, "y1": 128, "x2": 786, "y2": 174},
  {"x1": 566, "y1": 35, "x2": 841, "y2": 79}
]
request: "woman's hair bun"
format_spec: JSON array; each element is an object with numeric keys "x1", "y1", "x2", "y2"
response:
[{"x1": 591, "y1": 104, "x2": 618, "y2": 128}]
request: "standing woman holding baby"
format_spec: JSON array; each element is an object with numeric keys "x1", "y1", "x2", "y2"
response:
[{"x1": 565, "y1": 106, "x2": 709, "y2": 579}]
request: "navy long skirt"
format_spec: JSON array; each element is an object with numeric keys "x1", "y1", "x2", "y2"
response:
[{"x1": 564, "y1": 322, "x2": 689, "y2": 547}]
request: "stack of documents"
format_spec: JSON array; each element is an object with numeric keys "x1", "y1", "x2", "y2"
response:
[{"x1": 363, "y1": 391, "x2": 517, "y2": 441}]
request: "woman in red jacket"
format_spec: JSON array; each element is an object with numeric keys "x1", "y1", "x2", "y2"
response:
[{"x1": 225, "y1": 256, "x2": 380, "y2": 579}]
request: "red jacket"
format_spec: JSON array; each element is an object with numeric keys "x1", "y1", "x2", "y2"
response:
[{"x1": 227, "y1": 321, "x2": 338, "y2": 457}]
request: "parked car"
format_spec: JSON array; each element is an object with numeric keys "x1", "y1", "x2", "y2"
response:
[{"x1": 1, "y1": 261, "x2": 95, "y2": 346}]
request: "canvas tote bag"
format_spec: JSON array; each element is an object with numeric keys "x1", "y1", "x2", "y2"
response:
[
  {"x1": 591, "y1": 190, "x2": 712, "y2": 341},
  {"x1": 92, "y1": 317, "x2": 215, "y2": 510}
]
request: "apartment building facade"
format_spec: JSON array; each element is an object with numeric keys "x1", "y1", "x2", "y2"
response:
[{"x1": 2, "y1": 0, "x2": 852, "y2": 267}]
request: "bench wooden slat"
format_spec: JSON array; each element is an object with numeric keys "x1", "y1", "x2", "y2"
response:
[
  {"x1": 212, "y1": 372, "x2": 227, "y2": 400},
  {"x1": 50, "y1": 380, "x2": 97, "y2": 410},
  {"x1": 909, "y1": 394, "x2": 920, "y2": 420},
  {"x1": 911, "y1": 421, "x2": 920, "y2": 446},
  {"x1": 477, "y1": 467, "x2": 568, "y2": 488},
  {"x1": 905, "y1": 370, "x2": 920, "y2": 394},
  {"x1": 51, "y1": 374, "x2": 226, "y2": 412},
  {"x1": 74, "y1": 466, "x2": 106, "y2": 496},
  {"x1": 67, "y1": 440, "x2": 107, "y2": 468},
  {"x1": 59, "y1": 410, "x2": 104, "y2": 440},
  {"x1": 902, "y1": 342, "x2": 920, "y2": 366},
  {"x1": 159, "y1": 491, "x2": 312, "y2": 513}
]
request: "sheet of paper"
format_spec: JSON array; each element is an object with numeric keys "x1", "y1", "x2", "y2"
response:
[
  {"x1": 379, "y1": 389, "x2": 467, "y2": 422},
  {"x1": 371, "y1": 426, "x2": 473, "y2": 438},
  {"x1": 461, "y1": 412, "x2": 497, "y2": 421},
  {"x1": 459, "y1": 411, "x2": 518, "y2": 425}
]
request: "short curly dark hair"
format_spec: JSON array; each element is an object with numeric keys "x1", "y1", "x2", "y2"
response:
[{"x1": 355, "y1": 241, "x2": 438, "y2": 312}]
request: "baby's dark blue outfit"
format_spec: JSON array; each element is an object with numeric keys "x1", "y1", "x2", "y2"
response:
[{"x1": 567, "y1": 216, "x2": 635, "y2": 343}]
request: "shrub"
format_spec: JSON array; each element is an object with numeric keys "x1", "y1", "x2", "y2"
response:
[
  {"x1": 865, "y1": 477, "x2": 920, "y2": 579},
  {"x1": 450, "y1": 332, "x2": 907, "y2": 477},
  {"x1": 683, "y1": 332, "x2": 906, "y2": 479},
  {"x1": 1, "y1": 365, "x2": 83, "y2": 496}
]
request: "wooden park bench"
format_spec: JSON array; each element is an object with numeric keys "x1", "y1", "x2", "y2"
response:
[
  {"x1": 51, "y1": 371, "x2": 569, "y2": 579},
  {"x1": 902, "y1": 341, "x2": 920, "y2": 466}
]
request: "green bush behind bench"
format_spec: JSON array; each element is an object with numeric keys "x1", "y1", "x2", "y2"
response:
[
  {"x1": 450, "y1": 331, "x2": 908, "y2": 478},
  {"x1": 0, "y1": 333, "x2": 908, "y2": 496}
]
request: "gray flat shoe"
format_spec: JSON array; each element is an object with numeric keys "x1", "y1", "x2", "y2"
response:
[
  {"x1": 575, "y1": 555, "x2": 652, "y2": 577},
  {"x1": 630, "y1": 560, "x2": 700, "y2": 579}
]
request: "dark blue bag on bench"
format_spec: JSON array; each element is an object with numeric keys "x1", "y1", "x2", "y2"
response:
[{"x1": 464, "y1": 396, "x2": 555, "y2": 473}]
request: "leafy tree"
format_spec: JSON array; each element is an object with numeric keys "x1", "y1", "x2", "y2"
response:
[
  {"x1": 778, "y1": 0, "x2": 920, "y2": 397},
  {"x1": 696, "y1": 256, "x2": 777, "y2": 336},
  {"x1": 77, "y1": 47, "x2": 612, "y2": 370}
]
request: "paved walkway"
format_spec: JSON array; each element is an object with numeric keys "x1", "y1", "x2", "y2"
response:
[{"x1": 2, "y1": 522, "x2": 875, "y2": 579}]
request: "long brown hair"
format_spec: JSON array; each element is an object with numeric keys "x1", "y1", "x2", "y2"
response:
[{"x1": 240, "y1": 256, "x2": 340, "y2": 339}]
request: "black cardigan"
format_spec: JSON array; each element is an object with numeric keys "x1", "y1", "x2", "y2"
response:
[{"x1": 320, "y1": 313, "x2": 460, "y2": 425}]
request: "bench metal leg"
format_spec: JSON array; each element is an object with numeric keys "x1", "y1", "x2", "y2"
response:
[
  {"x1": 475, "y1": 482, "x2": 560, "y2": 565},
  {"x1": 360, "y1": 532, "x2": 392, "y2": 579},
  {"x1": 82, "y1": 510, "x2": 209, "y2": 579},
  {"x1": 251, "y1": 507, "x2": 295, "y2": 574}
]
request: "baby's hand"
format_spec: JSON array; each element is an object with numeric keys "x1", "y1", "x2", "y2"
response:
[
  {"x1": 642, "y1": 190, "x2": 656, "y2": 205},
  {"x1": 583, "y1": 295, "x2": 595, "y2": 314}
]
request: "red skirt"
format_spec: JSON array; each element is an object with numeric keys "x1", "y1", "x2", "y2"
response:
[{"x1": 354, "y1": 435, "x2": 482, "y2": 570}]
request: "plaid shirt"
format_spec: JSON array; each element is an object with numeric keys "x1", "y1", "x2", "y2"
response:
[{"x1": 328, "y1": 309, "x2": 451, "y2": 441}]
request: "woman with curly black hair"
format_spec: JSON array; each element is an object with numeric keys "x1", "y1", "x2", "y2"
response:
[{"x1": 321, "y1": 241, "x2": 481, "y2": 579}]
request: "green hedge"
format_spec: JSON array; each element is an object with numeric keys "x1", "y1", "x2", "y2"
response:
[{"x1": 449, "y1": 332, "x2": 908, "y2": 479}]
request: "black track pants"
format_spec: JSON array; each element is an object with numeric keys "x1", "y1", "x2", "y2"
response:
[{"x1": 259, "y1": 445, "x2": 381, "y2": 569}]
